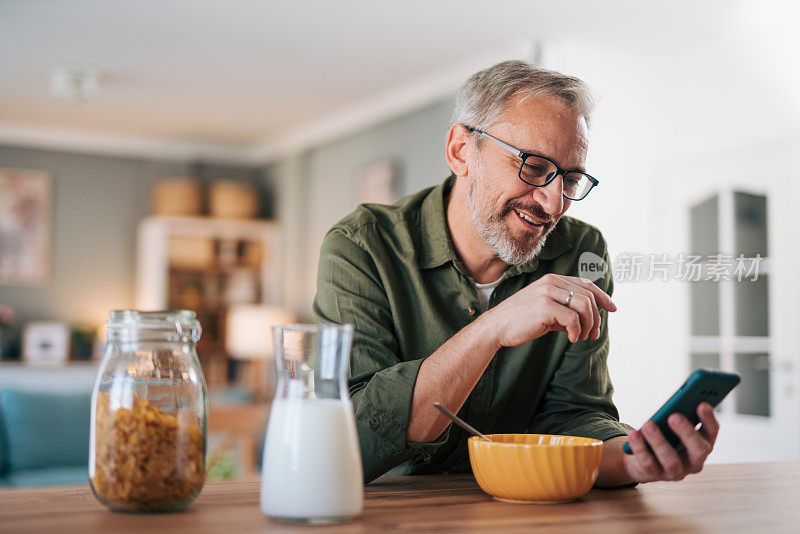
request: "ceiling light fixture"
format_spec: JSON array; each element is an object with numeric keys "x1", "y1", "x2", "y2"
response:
[{"x1": 50, "y1": 65, "x2": 101, "y2": 104}]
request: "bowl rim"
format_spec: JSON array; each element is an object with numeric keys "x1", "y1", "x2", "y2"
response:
[{"x1": 468, "y1": 433, "x2": 604, "y2": 448}]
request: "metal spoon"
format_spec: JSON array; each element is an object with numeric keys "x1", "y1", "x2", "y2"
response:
[{"x1": 433, "y1": 402, "x2": 492, "y2": 442}]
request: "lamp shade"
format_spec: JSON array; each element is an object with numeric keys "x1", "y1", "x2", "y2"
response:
[{"x1": 225, "y1": 305, "x2": 297, "y2": 360}]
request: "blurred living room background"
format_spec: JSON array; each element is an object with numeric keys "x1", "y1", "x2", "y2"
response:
[{"x1": 1, "y1": 0, "x2": 798, "y2": 486}]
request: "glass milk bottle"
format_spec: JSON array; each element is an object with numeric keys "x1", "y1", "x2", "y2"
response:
[
  {"x1": 89, "y1": 310, "x2": 207, "y2": 512},
  {"x1": 260, "y1": 323, "x2": 363, "y2": 524}
]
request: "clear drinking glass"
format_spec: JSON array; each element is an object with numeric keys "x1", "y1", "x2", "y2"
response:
[
  {"x1": 260, "y1": 323, "x2": 363, "y2": 524},
  {"x1": 89, "y1": 310, "x2": 207, "y2": 512}
]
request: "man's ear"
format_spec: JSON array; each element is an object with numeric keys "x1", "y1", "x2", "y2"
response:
[{"x1": 445, "y1": 124, "x2": 472, "y2": 178}]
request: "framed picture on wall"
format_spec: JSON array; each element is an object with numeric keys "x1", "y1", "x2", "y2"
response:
[
  {"x1": 0, "y1": 168, "x2": 52, "y2": 286},
  {"x1": 357, "y1": 158, "x2": 402, "y2": 205}
]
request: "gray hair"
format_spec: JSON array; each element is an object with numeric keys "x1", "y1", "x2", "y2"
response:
[{"x1": 451, "y1": 60, "x2": 595, "y2": 133}]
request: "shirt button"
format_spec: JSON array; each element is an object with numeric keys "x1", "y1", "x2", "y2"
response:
[{"x1": 467, "y1": 306, "x2": 476, "y2": 316}]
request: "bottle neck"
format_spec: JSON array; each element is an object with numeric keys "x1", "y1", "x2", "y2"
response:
[
  {"x1": 105, "y1": 310, "x2": 201, "y2": 344},
  {"x1": 106, "y1": 328, "x2": 198, "y2": 344}
]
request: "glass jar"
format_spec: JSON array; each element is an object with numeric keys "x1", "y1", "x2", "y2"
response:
[
  {"x1": 260, "y1": 323, "x2": 363, "y2": 524},
  {"x1": 89, "y1": 310, "x2": 208, "y2": 512}
]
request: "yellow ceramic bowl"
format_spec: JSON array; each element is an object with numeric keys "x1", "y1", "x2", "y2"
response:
[{"x1": 468, "y1": 434, "x2": 603, "y2": 504}]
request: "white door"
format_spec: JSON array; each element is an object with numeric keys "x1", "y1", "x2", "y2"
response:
[{"x1": 653, "y1": 141, "x2": 800, "y2": 463}]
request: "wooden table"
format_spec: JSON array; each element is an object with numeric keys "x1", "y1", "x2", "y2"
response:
[{"x1": 1, "y1": 462, "x2": 797, "y2": 533}]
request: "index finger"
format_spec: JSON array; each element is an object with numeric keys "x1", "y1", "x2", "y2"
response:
[{"x1": 564, "y1": 276, "x2": 617, "y2": 312}]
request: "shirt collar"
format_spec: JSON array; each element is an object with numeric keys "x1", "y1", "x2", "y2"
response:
[
  {"x1": 418, "y1": 175, "x2": 573, "y2": 272},
  {"x1": 418, "y1": 176, "x2": 459, "y2": 269}
]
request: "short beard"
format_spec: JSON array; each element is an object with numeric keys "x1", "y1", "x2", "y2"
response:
[{"x1": 466, "y1": 158, "x2": 555, "y2": 265}]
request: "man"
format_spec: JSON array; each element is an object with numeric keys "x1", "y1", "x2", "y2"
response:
[{"x1": 314, "y1": 60, "x2": 718, "y2": 487}]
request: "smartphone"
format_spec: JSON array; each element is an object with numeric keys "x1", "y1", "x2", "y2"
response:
[{"x1": 622, "y1": 369, "x2": 741, "y2": 455}]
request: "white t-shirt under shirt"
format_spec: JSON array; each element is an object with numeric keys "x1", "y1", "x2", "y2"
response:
[{"x1": 474, "y1": 275, "x2": 504, "y2": 313}]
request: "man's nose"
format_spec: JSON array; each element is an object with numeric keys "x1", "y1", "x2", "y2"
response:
[{"x1": 533, "y1": 174, "x2": 565, "y2": 216}]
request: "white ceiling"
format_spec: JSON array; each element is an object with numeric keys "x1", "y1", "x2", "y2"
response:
[{"x1": 0, "y1": 0, "x2": 785, "y2": 162}]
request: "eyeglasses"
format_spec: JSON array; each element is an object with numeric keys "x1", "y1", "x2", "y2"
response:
[{"x1": 466, "y1": 126, "x2": 599, "y2": 201}]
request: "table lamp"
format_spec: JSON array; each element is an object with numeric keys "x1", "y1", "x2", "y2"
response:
[{"x1": 225, "y1": 304, "x2": 297, "y2": 399}]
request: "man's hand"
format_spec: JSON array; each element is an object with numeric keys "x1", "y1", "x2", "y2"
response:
[
  {"x1": 597, "y1": 402, "x2": 719, "y2": 486},
  {"x1": 485, "y1": 273, "x2": 617, "y2": 347},
  {"x1": 407, "y1": 273, "x2": 615, "y2": 443}
]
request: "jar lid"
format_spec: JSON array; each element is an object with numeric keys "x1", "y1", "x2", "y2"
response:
[{"x1": 106, "y1": 310, "x2": 201, "y2": 343}]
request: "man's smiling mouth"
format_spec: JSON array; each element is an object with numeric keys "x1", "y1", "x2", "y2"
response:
[{"x1": 514, "y1": 209, "x2": 548, "y2": 228}]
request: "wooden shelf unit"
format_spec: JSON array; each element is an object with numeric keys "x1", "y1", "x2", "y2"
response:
[{"x1": 136, "y1": 215, "x2": 281, "y2": 388}]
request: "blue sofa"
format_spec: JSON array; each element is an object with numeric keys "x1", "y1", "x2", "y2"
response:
[{"x1": 0, "y1": 387, "x2": 91, "y2": 487}]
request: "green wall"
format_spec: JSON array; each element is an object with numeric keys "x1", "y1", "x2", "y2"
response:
[
  {"x1": 0, "y1": 147, "x2": 264, "y2": 324},
  {"x1": 268, "y1": 95, "x2": 455, "y2": 319},
  {"x1": 0, "y1": 95, "x2": 455, "y2": 324}
]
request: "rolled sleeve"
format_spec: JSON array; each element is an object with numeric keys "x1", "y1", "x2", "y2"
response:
[
  {"x1": 314, "y1": 226, "x2": 450, "y2": 483},
  {"x1": 351, "y1": 359, "x2": 452, "y2": 482}
]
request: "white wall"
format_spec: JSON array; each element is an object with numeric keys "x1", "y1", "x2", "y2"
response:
[{"x1": 539, "y1": 5, "x2": 800, "y2": 450}]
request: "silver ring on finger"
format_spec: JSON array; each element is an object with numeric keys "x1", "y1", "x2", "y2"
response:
[{"x1": 564, "y1": 290, "x2": 574, "y2": 308}]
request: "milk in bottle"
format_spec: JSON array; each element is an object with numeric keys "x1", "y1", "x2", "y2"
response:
[{"x1": 260, "y1": 324, "x2": 363, "y2": 524}]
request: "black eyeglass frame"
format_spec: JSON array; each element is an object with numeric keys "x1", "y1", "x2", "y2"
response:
[{"x1": 466, "y1": 126, "x2": 599, "y2": 201}]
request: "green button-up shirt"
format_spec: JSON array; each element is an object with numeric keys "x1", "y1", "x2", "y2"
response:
[{"x1": 314, "y1": 176, "x2": 632, "y2": 483}]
